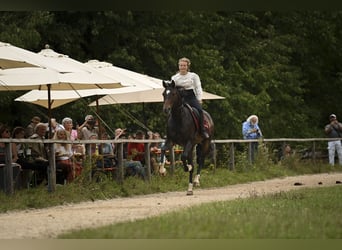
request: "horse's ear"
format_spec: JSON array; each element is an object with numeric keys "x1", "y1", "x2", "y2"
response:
[
  {"x1": 162, "y1": 80, "x2": 168, "y2": 88},
  {"x1": 171, "y1": 80, "x2": 175, "y2": 87}
]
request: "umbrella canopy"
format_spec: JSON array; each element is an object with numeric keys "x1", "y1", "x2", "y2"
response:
[
  {"x1": 84, "y1": 59, "x2": 162, "y2": 88},
  {"x1": 84, "y1": 59, "x2": 224, "y2": 106},
  {"x1": 0, "y1": 45, "x2": 122, "y2": 90},
  {"x1": 0, "y1": 44, "x2": 123, "y2": 137},
  {"x1": 14, "y1": 87, "x2": 132, "y2": 109},
  {"x1": 0, "y1": 41, "x2": 41, "y2": 69},
  {"x1": 0, "y1": 67, "x2": 120, "y2": 91},
  {"x1": 88, "y1": 88, "x2": 225, "y2": 106}
]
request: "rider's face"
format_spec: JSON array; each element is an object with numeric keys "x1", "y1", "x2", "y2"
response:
[{"x1": 178, "y1": 61, "x2": 188, "y2": 74}]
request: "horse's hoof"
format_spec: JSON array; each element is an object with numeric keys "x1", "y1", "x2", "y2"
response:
[{"x1": 186, "y1": 190, "x2": 193, "y2": 195}]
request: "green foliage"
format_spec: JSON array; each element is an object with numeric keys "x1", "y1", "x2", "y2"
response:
[{"x1": 1, "y1": 11, "x2": 342, "y2": 139}]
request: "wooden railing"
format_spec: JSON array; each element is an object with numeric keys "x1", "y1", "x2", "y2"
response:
[{"x1": 0, "y1": 137, "x2": 338, "y2": 195}]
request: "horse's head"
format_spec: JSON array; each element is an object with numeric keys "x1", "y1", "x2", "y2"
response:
[{"x1": 162, "y1": 80, "x2": 181, "y2": 114}]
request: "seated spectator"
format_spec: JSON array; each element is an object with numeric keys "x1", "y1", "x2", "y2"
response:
[
  {"x1": 53, "y1": 129, "x2": 82, "y2": 183},
  {"x1": 114, "y1": 128, "x2": 146, "y2": 180},
  {"x1": 26, "y1": 123, "x2": 49, "y2": 184},
  {"x1": 127, "y1": 130, "x2": 145, "y2": 165},
  {"x1": 62, "y1": 117, "x2": 78, "y2": 141},
  {"x1": 98, "y1": 132, "x2": 116, "y2": 168},
  {"x1": 0, "y1": 125, "x2": 22, "y2": 189},
  {"x1": 49, "y1": 118, "x2": 64, "y2": 138},
  {"x1": 25, "y1": 116, "x2": 41, "y2": 138},
  {"x1": 12, "y1": 126, "x2": 33, "y2": 188},
  {"x1": 12, "y1": 126, "x2": 26, "y2": 164},
  {"x1": 150, "y1": 132, "x2": 163, "y2": 174}
]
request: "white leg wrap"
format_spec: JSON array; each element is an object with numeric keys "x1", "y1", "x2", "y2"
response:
[
  {"x1": 187, "y1": 183, "x2": 193, "y2": 195},
  {"x1": 159, "y1": 162, "x2": 167, "y2": 176},
  {"x1": 194, "y1": 174, "x2": 200, "y2": 186}
]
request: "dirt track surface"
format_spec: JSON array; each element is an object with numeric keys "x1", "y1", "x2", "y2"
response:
[{"x1": 1, "y1": 172, "x2": 342, "y2": 239}]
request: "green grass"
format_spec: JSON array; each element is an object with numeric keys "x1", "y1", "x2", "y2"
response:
[{"x1": 58, "y1": 186, "x2": 342, "y2": 239}]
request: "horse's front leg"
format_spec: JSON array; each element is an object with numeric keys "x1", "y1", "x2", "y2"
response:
[
  {"x1": 181, "y1": 143, "x2": 194, "y2": 195},
  {"x1": 181, "y1": 142, "x2": 193, "y2": 173}
]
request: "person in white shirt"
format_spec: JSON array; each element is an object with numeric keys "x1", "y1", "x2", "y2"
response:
[{"x1": 171, "y1": 57, "x2": 208, "y2": 139}]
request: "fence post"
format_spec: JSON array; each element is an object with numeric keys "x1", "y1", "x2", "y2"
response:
[
  {"x1": 212, "y1": 142, "x2": 217, "y2": 173},
  {"x1": 144, "y1": 142, "x2": 151, "y2": 182},
  {"x1": 248, "y1": 142, "x2": 253, "y2": 164},
  {"x1": 3, "y1": 142, "x2": 14, "y2": 195},
  {"x1": 47, "y1": 143, "x2": 56, "y2": 192},
  {"x1": 229, "y1": 142, "x2": 235, "y2": 170},
  {"x1": 312, "y1": 141, "x2": 316, "y2": 164},
  {"x1": 117, "y1": 142, "x2": 124, "y2": 184}
]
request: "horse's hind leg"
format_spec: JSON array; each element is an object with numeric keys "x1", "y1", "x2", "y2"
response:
[
  {"x1": 193, "y1": 144, "x2": 203, "y2": 187},
  {"x1": 187, "y1": 161, "x2": 194, "y2": 195},
  {"x1": 159, "y1": 140, "x2": 172, "y2": 176}
]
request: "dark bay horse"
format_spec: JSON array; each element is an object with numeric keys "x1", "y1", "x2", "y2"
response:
[{"x1": 159, "y1": 80, "x2": 214, "y2": 195}]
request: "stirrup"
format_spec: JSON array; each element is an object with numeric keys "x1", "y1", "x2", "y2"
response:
[{"x1": 202, "y1": 131, "x2": 209, "y2": 139}]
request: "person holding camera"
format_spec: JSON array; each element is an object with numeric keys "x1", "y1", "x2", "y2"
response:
[
  {"x1": 77, "y1": 115, "x2": 99, "y2": 140},
  {"x1": 324, "y1": 114, "x2": 342, "y2": 166},
  {"x1": 242, "y1": 115, "x2": 262, "y2": 163}
]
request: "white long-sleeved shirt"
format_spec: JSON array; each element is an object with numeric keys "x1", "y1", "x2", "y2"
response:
[{"x1": 171, "y1": 72, "x2": 203, "y2": 101}]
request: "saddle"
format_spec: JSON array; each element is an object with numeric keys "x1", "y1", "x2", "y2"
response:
[{"x1": 184, "y1": 103, "x2": 209, "y2": 133}]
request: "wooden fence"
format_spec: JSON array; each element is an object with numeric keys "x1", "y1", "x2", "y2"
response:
[{"x1": 0, "y1": 137, "x2": 337, "y2": 195}]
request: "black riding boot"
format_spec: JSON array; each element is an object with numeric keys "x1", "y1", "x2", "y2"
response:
[{"x1": 199, "y1": 111, "x2": 209, "y2": 139}]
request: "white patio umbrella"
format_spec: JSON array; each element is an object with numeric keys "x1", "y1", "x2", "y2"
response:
[
  {"x1": 0, "y1": 45, "x2": 123, "y2": 137},
  {"x1": 83, "y1": 59, "x2": 224, "y2": 106},
  {"x1": 88, "y1": 87, "x2": 225, "y2": 106},
  {"x1": 84, "y1": 59, "x2": 162, "y2": 88},
  {"x1": 0, "y1": 41, "x2": 41, "y2": 69},
  {"x1": 14, "y1": 87, "x2": 132, "y2": 109}
]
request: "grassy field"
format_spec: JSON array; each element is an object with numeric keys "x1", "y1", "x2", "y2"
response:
[
  {"x1": 1, "y1": 150, "x2": 342, "y2": 239},
  {"x1": 58, "y1": 185, "x2": 342, "y2": 239}
]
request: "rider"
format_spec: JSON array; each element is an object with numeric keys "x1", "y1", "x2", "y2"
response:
[{"x1": 171, "y1": 57, "x2": 209, "y2": 139}]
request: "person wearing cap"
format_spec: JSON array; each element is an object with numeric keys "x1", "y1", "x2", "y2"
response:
[
  {"x1": 324, "y1": 114, "x2": 342, "y2": 166},
  {"x1": 114, "y1": 128, "x2": 126, "y2": 140}
]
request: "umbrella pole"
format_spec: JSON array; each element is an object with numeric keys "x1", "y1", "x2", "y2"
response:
[
  {"x1": 48, "y1": 84, "x2": 52, "y2": 139},
  {"x1": 96, "y1": 98, "x2": 102, "y2": 139},
  {"x1": 142, "y1": 102, "x2": 146, "y2": 127}
]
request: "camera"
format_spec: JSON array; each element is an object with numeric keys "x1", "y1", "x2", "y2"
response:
[{"x1": 87, "y1": 120, "x2": 95, "y2": 126}]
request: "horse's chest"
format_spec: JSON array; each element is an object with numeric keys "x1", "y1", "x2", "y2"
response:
[{"x1": 168, "y1": 126, "x2": 190, "y2": 145}]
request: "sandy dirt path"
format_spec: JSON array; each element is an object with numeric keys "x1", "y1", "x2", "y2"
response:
[{"x1": 1, "y1": 172, "x2": 342, "y2": 239}]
